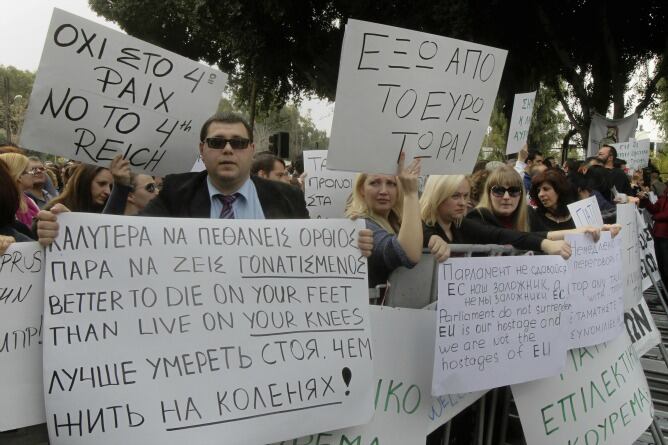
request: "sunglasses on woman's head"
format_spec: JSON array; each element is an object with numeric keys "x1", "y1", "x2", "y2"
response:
[{"x1": 490, "y1": 185, "x2": 522, "y2": 198}]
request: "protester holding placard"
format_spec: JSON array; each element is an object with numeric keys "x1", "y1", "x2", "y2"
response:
[
  {"x1": 528, "y1": 169, "x2": 578, "y2": 231},
  {"x1": 44, "y1": 163, "x2": 113, "y2": 213},
  {"x1": 420, "y1": 174, "x2": 571, "y2": 257},
  {"x1": 345, "y1": 153, "x2": 425, "y2": 289},
  {"x1": 0, "y1": 153, "x2": 40, "y2": 228}
]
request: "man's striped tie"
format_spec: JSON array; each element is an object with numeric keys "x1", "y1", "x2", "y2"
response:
[{"x1": 217, "y1": 193, "x2": 239, "y2": 219}]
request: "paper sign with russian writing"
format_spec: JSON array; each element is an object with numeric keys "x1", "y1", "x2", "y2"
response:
[
  {"x1": 432, "y1": 256, "x2": 569, "y2": 395},
  {"x1": 611, "y1": 139, "x2": 651, "y2": 173},
  {"x1": 512, "y1": 334, "x2": 653, "y2": 445},
  {"x1": 565, "y1": 233, "x2": 623, "y2": 349},
  {"x1": 625, "y1": 299, "x2": 660, "y2": 357},
  {"x1": 617, "y1": 204, "x2": 643, "y2": 309},
  {"x1": 21, "y1": 8, "x2": 226, "y2": 175},
  {"x1": 0, "y1": 242, "x2": 45, "y2": 431},
  {"x1": 327, "y1": 19, "x2": 507, "y2": 175},
  {"x1": 274, "y1": 307, "x2": 470, "y2": 445},
  {"x1": 303, "y1": 150, "x2": 355, "y2": 218},
  {"x1": 43, "y1": 214, "x2": 373, "y2": 445},
  {"x1": 505, "y1": 91, "x2": 536, "y2": 155},
  {"x1": 637, "y1": 210, "x2": 662, "y2": 291},
  {"x1": 567, "y1": 196, "x2": 604, "y2": 228}
]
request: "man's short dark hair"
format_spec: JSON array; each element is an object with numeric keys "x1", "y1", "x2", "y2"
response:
[
  {"x1": 199, "y1": 113, "x2": 253, "y2": 142},
  {"x1": 251, "y1": 152, "x2": 284, "y2": 176},
  {"x1": 527, "y1": 150, "x2": 543, "y2": 162}
]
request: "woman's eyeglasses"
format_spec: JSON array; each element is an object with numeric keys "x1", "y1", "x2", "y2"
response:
[{"x1": 490, "y1": 185, "x2": 522, "y2": 198}]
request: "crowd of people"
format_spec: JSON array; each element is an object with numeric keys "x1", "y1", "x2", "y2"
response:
[{"x1": 1, "y1": 112, "x2": 667, "y2": 291}]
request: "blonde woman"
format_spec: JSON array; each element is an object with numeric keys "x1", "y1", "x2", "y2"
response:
[
  {"x1": 420, "y1": 174, "x2": 572, "y2": 258},
  {"x1": 0, "y1": 153, "x2": 39, "y2": 228},
  {"x1": 346, "y1": 154, "x2": 428, "y2": 289}
]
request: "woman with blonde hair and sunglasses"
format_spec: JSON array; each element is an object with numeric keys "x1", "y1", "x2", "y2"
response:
[
  {"x1": 0, "y1": 152, "x2": 40, "y2": 229},
  {"x1": 346, "y1": 154, "x2": 443, "y2": 290},
  {"x1": 420, "y1": 173, "x2": 573, "y2": 258}
]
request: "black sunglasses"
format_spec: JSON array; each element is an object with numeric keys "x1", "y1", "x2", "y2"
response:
[
  {"x1": 490, "y1": 185, "x2": 522, "y2": 198},
  {"x1": 134, "y1": 183, "x2": 159, "y2": 193},
  {"x1": 205, "y1": 137, "x2": 250, "y2": 150}
]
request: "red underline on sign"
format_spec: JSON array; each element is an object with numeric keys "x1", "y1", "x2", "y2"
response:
[
  {"x1": 241, "y1": 275, "x2": 366, "y2": 280},
  {"x1": 165, "y1": 401, "x2": 343, "y2": 431},
  {"x1": 250, "y1": 328, "x2": 366, "y2": 337}
]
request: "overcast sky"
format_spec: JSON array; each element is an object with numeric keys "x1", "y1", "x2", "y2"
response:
[{"x1": 1, "y1": 1, "x2": 659, "y2": 140}]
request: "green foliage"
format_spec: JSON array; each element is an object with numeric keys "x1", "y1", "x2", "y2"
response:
[
  {"x1": 0, "y1": 65, "x2": 35, "y2": 143},
  {"x1": 528, "y1": 85, "x2": 568, "y2": 151},
  {"x1": 651, "y1": 78, "x2": 668, "y2": 143},
  {"x1": 480, "y1": 98, "x2": 508, "y2": 161}
]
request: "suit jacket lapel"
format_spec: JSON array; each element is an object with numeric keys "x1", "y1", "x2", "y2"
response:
[
  {"x1": 187, "y1": 172, "x2": 211, "y2": 218},
  {"x1": 253, "y1": 176, "x2": 283, "y2": 219}
]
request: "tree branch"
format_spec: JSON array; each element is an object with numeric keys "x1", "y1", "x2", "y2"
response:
[
  {"x1": 635, "y1": 41, "x2": 668, "y2": 116},
  {"x1": 549, "y1": 77, "x2": 584, "y2": 136}
]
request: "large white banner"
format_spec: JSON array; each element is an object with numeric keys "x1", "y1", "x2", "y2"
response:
[
  {"x1": 611, "y1": 138, "x2": 651, "y2": 173},
  {"x1": 303, "y1": 150, "x2": 356, "y2": 219},
  {"x1": 637, "y1": 210, "x2": 662, "y2": 290},
  {"x1": 617, "y1": 204, "x2": 643, "y2": 309},
  {"x1": 328, "y1": 19, "x2": 507, "y2": 175},
  {"x1": 21, "y1": 8, "x2": 227, "y2": 175},
  {"x1": 432, "y1": 256, "x2": 569, "y2": 395},
  {"x1": 625, "y1": 299, "x2": 661, "y2": 357},
  {"x1": 0, "y1": 242, "x2": 46, "y2": 431},
  {"x1": 505, "y1": 91, "x2": 536, "y2": 155},
  {"x1": 43, "y1": 214, "x2": 373, "y2": 445},
  {"x1": 512, "y1": 333, "x2": 653, "y2": 445},
  {"x1": 587, "y1": 112, "x2": 638, "y2": 157},
  {"x1": 565, "y1": 233, "x2": 623, "y2": 349}
]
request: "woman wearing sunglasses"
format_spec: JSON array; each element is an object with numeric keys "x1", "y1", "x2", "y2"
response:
[{"x1": 420, "y1": 171, "x2": 572, "y2": 258}]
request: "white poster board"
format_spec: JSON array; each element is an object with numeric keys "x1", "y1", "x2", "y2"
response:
[
  {"x1": 625, "y1": 299, "x2": 661, "y2": 357},
  {"x1": 0, "y1": 242, "x2": 46, "y2": 431},
  {"x1": 275, "y1": 307, "x2": 481, "y2": 445},
  {"x1": 505, "y1": 91, "x2": 536, "y2": 155},
  {"x1": 512, "y1": 334, "x2": 654, "y2": 445},
  {"x1": 567, "y1": 196, "x2": 604, "y2": 228},
  {"x1": 21, "y1": 8, "x2": 227, "y2": 175},
  {"x1": 328, "y1": 19, "x2": 508, "y2": 175},
  {"x1": 565, "y1": 233, "x2": 623, "y2": 349},
  {"x1": 432, "y1": 256, "x2": 569, "y2": 395},
  {"x1": 637, "y1": 210, "x2": 662, "y2": 291},
  {"x1": 611, "y1": 138, "x2": 651, "y2": 172},
  {"x1": 303, "y1": 150, "x2": 356, "y2": 218},
  {"x1": 617, "y1": 204, "x2": 643, "y2": 309},
  {"x1": 43, "y1": 213, "x2": 374, "y2": 445}
]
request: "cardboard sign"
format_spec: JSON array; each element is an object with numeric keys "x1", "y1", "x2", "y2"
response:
[
  {"x1": 567, "y1": 196, "x2": 604, "y2": 228},
  {"x1": 303, "y1": 150, "x2": 356, "y2": 218},
  {"x1": 275, "y1": 307, "x2": 480, "y2": 445},
  {"x1": 617, "y1": 204, "x2": 643, "y2": 309},
  {"x1": 512, "y1": 334, "x2": 654, "y2": 445},
  {"x1": 505, "y1": 91, "x2": 536, "y2": 155},
  {"x1": 611, "y1": 139, "x2": 651, "y2": 173},
  {"x1": 432, "y1": 256, "x2": 569, "y2": 395},
  {"x1": 565, "y1": 233, "x2": 623, "y2": 349},
  {"x1": 625, "y1": 299, "x2": 660, "y2": 357},
  {"x1": 637, "y1": 210, "x2": 661, "y2": 291},
  {"x1": 21, "y1": 9, "x2": 227, "y2": 175},
  {"x1": 43, "y1": 214, "x2": 373, "y2": 445},
  {"x1": 328, "y1": 19, "x2": 507, "y2": 175},
  {"x1": 0, "y1": 242, "x2": 46, "y2": 431}
]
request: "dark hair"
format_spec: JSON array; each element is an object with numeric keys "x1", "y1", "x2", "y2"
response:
[
  {"x1": 564, "y1": 159, "x2": 582, "y2": 173},
  {"x1": 46, "y1": 164, "x2": 110, "y2": 212},
  {"x1": 584, "y1": 165, "x2": 612, "y2": 201},
  {"x1": 529, "y1": 169, "x2": 577, "y2": 217},
  {"x1": 251, "y1": 152, "x2": 284, "y2": 176},
  {"x1": 0, "y1": 159, "x2": 20, "y2": 226},
  {"x1": 199, "y1": 112, "x2": 253, "y2": 142},
  {"x1": 601, "y1": 144, "x2": 618, "y2": 160},
  {"x1": 527, "y1": 150, "x2": 543, "y2": 162}
]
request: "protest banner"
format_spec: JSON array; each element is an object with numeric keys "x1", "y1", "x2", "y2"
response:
[
  {"x1": 426, "y1": 390, "x2": 486, "y2": 434},
  {"x1": 505, "y1": 91, "x2": 536, "y2": 155},
  {"x1": 327, "y1": 19, "x2": 507, "y2": 175},
  {"x1": 617, "y1": 204, "x2": 643, "y2": 309},
  {"x1": 43, "y1": 213, "x2": 374, "y2": 445},
  {"x1": 0, "y1": 242, "x2": 45, "y2": 431},
  {"x1": 274, "y1": 307, "x2": 483, "y2": 445},
  {"x1": 586, "y1": 112, "x2": 638, "y2": 157},
  {"x1": 625, "y1": 299, "x2": 660, "y2": 357},
  {"x1": 567, "y1": 196, "x2": 604, "y2": 228},
  {"x1": 20, "y1": 8, "x2": 226, "y2": 175},
  {"x1": 636, "y1": 210, "x2": 661, "y2": 291},
  {"x1": 611, "y1": 139, "x2": 651, "y2": 173},
  {"x1": 303, "y1": 150, "x2": 356, "y2": 218},
  {"x1": 564, "y1": 233, "x2": 623, "y2": 349},
  {"x1": 432, "y1": 256, "x2": 569, "y2": 395},
  {"x1": 512, "y1": 333, "x2": 654, "y2": 445}
]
